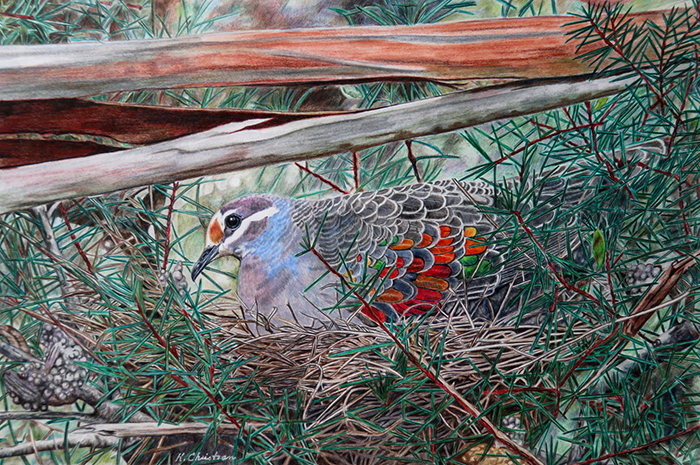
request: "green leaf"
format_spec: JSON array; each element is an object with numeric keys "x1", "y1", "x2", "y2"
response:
[
  {"x1": 593, "y1": 229, "x2": 605, "y2": 269},
  {"x1": 593, "y1": 97, "x2": 608, "y2": 111}
]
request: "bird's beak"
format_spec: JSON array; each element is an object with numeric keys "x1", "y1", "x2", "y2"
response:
[{"x1": 191, "y1": 244, "x2": 220, "y2": 281}]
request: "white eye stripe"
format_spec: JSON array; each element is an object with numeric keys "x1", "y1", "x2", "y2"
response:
[
  {"x1": 226, "y1": 206, "x2": 279, "y2": 244},
  {"x1": 242, "y1": 206, "x2": 279, "y2": 224}
]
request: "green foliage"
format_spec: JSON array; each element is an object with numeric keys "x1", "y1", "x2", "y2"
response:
[
  {"x1": 0, "y1": 0, "x2": 78, "y2": 44},
  {"x1": 0, "y1": 0, "x2": 229, "y2": 45},
  {"x1": 452, "y1": 2, "x2": 700, "y2": 462},
  {"x1": 296, "y1": 0, "x2": 475, "y2": 200},
  {"x1": 1, "y1": 1, "x2": 700, "y2": 464},
  {"x1": 331, "y1": 0, "x2": 474, "y2": 26}
]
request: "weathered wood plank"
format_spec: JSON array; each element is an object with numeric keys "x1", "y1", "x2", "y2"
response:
[
  {"x1": 0, "y1": 12, "x2": 661, "y2": 101},
  {"x1": 0, "y1": 74, "x2": 633, "y2": 213}
]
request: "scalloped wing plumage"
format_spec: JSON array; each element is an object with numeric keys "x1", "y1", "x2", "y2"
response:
[{"x1": 290, "y1": 169, "x2": 594, "y2": 321}]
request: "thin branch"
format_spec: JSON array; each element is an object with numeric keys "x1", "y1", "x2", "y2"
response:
[
  {"x1": 0, "y1": 432, "x2": 119, "y2": 459},
  {"x1": 405, "y1": 140, "x2": 423, "y2": 183},
  {"x1": 0, "y1": 412, "x2": 98, "y2": 422},
  {"x1": 570, "y1": 422, "x2": 700, "y2": 465},
  {"x1": 510, "y1": 209, "x2": 605, "y2": 308},
  {"x1": 0, "y1": 11, "x2": 33, "y2": 20},
  {"x1": 33, "y1": 205, "x2": 70, "y2": 293},
  {"x1": 27, "y1": 206, "x2": 102, "y2": 358},
  {"x1": 295, "y1": 163, "x2": 349, "y2": 194},
  {"x1": 589, "y1": 15, "x2": 663, "y2": 102},
  {"x1": 667, "y1": 47, "x2": 698, "y2": 157},
  {"x1": 78, "y1": 422, "x2": 241, "y2": 438},
  {"x1": 133, "y1": 299, "x2": 242, "y2": 429},
  {"x1": 352, "y1": 152, "x2": 361, "y2": 191},
  {"x1": 59, "y1": 202, "x2": 93, "y2": 274},
  {"x1": 585, "y1": 101, "x2": 633, "y2": 198},
  {"x1": 492, "y1": 121, "x2": 602, "y2": 166},
  {"x1": 79, "y1": 384, "x2": 153, "y2": 423},
  {"x1": 558, "y1": 329, "x2": 619, "y2": 389}
]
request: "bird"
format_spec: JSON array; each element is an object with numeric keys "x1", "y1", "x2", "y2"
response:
[{"x1": 191, "y1": 166, "x2": 598, "y2": 330}]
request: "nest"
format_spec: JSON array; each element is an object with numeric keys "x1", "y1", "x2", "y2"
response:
[{"x1": 38, "y1": 272, "x2": 597, "y2": 464}]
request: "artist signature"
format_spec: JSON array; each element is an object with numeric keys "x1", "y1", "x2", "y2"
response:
[{"x1": 174, "y1": 451, "x2": 234, "y2": 463}]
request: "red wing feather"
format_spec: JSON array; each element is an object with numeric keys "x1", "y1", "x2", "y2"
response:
[{"x1": 374, "y1": 225, "x2": 490, "y2": 318}]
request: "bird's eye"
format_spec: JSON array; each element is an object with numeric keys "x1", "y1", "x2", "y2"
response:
[{"x1": 224, "y1": 214, "x2": 242, "y2": 230}]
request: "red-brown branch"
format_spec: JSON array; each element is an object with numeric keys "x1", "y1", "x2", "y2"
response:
[
  {"x1": 678, "y1": 186, "x2": 692, "y2": 236},
  {"x1": 548, "y1": 286, "x2": 559, "y2": 313},
  {"x1": 656, "y1": 20, "x2": 670, "y2": 114},
  {"x1": 508, "y1": 210, "x2": 619, "y2": 390},
  {"x1": 0, "y1": 11, "x2": 34, "y2": 20},
  {"x1": 658, "y1": 12, "x2": 699, "y2": 108},
  {"x1": 570, "y1": 422, "x2": 700, "y2": 465},
  {"x1": 488, "y1": 386, "x2": 558, "y2": 396},
  {"x1": 352, "y1": 152, "x2": 361, "y2": 191},
  {"x1": 59, "y1": 202, "x2": 93, "y2": 275},
  {"x1": 510, "y1": 209, "x2": 604, "y2": 308},
  {"x1": 98, "y1": 1, "x2": 143, "y2": 9},
  {"x1": 563, "y1": 97, "x2": 619, "y2": 147},
  {"x1": 531, "y1": 115, "x2": 585, "y2": 150},
  {"x1": 492, "y1": 121, "x2": 604, "y2": 167},
  {"x1": 604, "y1": 250, "x2": 617, "y2": 312},
  {"x1": 295, "y1": 163, "x2": 349, "y2": 194},
  {"x1": 635, "y1": 160, "x2": 700, "y2": 205},
  {"x1": 636, "y1": 161, "x2": 680, "y2": 182},
  {"x1": 558, "y1": 328, "x2": 619, "y2": 388},
  {"x1": 585, "y1": 101, "x2": 634, "y2": 198},
  {"x1": 589, "y1": 16, "x2": 663, "y2": 102},
  {"x1": 308, "y1": 246, "x2": 543, "y2": 465},
  {"x1": 158, "y1": 182, "x2": 222, "y2": 351},
  {"x1": 667, "y1": 47, "x2": 698, "y2": 157},
  {"x1": 405, "y1": 140, "x2": 423, "y2": 183},
  {"x1": 667, "y1": 48, "x2": 699, "y2": 236}
]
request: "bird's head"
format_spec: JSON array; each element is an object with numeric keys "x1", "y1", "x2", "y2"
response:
[{"x1": 191, "y1": 195, "x2": 280, "y2": 281}]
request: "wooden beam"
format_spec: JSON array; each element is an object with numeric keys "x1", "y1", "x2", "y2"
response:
[
  {"x1": 0, "y1": 12, "x2": 661, "y2": 101},
  {"x1": 0, "y1": 74, "x2": 634, "y2": 214}
]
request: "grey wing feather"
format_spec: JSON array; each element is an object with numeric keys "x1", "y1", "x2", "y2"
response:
[{"x1": 291, "y1": 170, "x2": 593, "y2": 311}]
